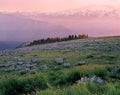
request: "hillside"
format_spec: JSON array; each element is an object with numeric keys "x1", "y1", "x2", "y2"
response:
[
  {"x1": 17, "y1": 34, "x2": 88, "y2": 48},
  {"x1": 0, "y1": 36, "x2": 120, "y2": 95}
]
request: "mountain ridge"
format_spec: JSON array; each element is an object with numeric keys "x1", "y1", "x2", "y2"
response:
[
  {"x1": 0, "y1": 41, "x2": 21, "y2": 50},
  {"x1": 1, "y1": 5, "x2": 120, "y2": 17}
]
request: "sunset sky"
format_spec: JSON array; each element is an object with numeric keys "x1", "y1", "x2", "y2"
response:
[
  {"x1": 0, "y1": 0, "x2": 120, "y2": 12},
  {"x1": 0, "y1": 0, "x2": 120, "y2": 41}
]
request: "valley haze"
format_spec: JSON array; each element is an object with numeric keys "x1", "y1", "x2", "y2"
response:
[
  {"x1": 0, "y1": 5, "x2": 120, "y2": 50},
  {"x1": 0, "y1": 8, "x2": 120, "y2": 42}
]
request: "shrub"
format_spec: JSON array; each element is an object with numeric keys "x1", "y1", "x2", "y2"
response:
[
  {"x1": 94, "y1": 68, "x2": 109, "y2": 79},
  {"x1": 0, "y1": 74, "x2": 48, "y2": 95}
]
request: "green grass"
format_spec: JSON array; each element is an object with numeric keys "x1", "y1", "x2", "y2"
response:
[
  {"x1": 38, "y1": 82, "x2": 120, "y2": 95},
  {"x1": 0, "y1": 37, "x2": 120, "y2": 95},
  {"x1": 0, "y1": 64, "x2": 116, "y2": 95}
]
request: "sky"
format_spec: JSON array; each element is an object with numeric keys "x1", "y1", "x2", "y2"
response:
[
  {"x1": 0, "y1": 0, "x2": 120, "y2": 42},
  {"x1": 0, "y1": 0, "x2": 120, "y2": 12}
]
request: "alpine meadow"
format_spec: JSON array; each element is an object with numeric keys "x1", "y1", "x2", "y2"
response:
[{"x1": 0, "y1": 0, "x2": 120, "y2": 95}]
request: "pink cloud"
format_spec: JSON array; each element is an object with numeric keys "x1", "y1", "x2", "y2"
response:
[{"x1": 0, "y1": 0, "x2": 120, "y2": 12}]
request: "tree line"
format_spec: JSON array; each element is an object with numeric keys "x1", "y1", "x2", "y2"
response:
[{"x1": 27, "y1": 34, "x2": 88, "y2": 46}]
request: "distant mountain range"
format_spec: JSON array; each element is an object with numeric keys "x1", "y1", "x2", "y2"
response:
[
  {"x1": 0, "y1": 8, "x2": 120, "y2": 50},
  {"x1": 19, "y1": 6, "x2": 120, "y2": 17}
]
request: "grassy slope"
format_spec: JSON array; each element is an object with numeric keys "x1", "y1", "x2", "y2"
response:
[{"x1": 0, "y1": 36, "x2": 120, "y2": 95}]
